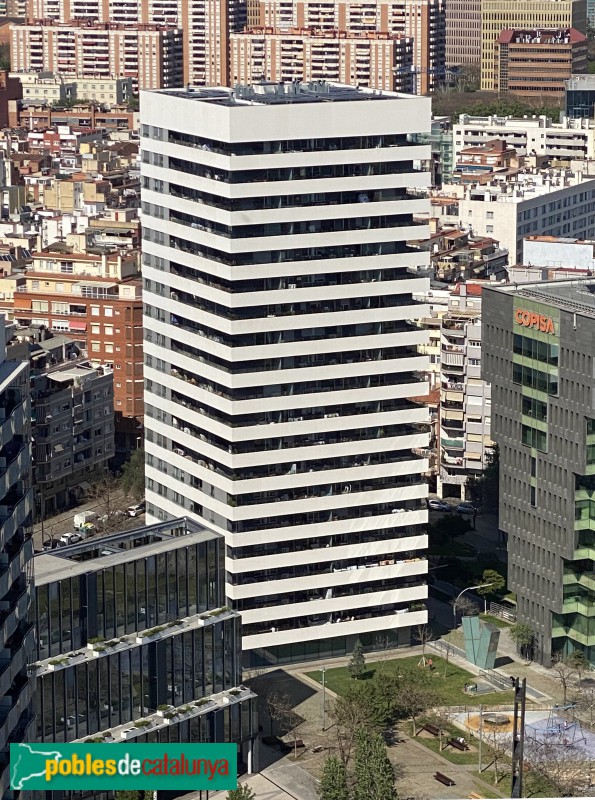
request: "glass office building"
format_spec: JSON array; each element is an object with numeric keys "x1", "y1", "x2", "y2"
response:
[{"x1": 31, "y1": 519, "x2": 257, "y2": 785}]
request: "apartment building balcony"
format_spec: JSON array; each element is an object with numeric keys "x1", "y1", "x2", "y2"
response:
[
  {"x1": 242, "y1": 608, "x2": 427, "y2": 649},
  {"x1": 439, "y1": 466, "x2": 466, "y2": 483}
]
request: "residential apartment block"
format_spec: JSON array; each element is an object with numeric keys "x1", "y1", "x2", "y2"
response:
[
  {"x1": 141, "y1": 82, "x2": 432, "y2": 664},
  {"x1": 251, "y1": 0, "x2": 445, "y2": 94},
  {"x1": 230, "y1": 29, "x2": 415, "y2": 94},
  {"x1": 480, "y1": 0, "x2": 587, "y2": 91},
  {"x1": 0, "y1": 322, "x2": 35, "y2": 797},
  {"x1": 12, "y1": 238, "x2": 143, "y2": 451},
  {"x1": 20, "y1": 0, "x2": 246, "y2": 87},
  {"x1": 8, "y1": 328, "x2": 114, "y2": 515},
  {"x1": 453, "y1": 113, "x2": 595, "y2": 163},
  {"x1": 432, "y1": 171, "x2": 595, "y2": 263},
  {"x1": 495, "y1": 28, "x2": 587, "y2": 98},
  {"x1": 32, "y1": 519, "x2": 258, "y2": 772},
  {"x1": 438, "y1": 283, "x2": 492, "y2": 500},
  {"x1": 483, "y1": 278, "x2": 595, "y2": 664},
  {"x1": 11, "y1": 21, "x2": 184, "y2": 92}
]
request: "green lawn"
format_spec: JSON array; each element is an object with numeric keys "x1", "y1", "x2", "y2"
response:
[
  {"x1": 306, "y1": 655, "x2": 515, "y2": 706},
  {"x1": 480, "y1": 613, "x2": 512, "y2": 629}
]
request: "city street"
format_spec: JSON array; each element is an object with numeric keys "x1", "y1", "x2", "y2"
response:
[{"x1": 32, "y1": 493, "x2": 145, "y2": 552}]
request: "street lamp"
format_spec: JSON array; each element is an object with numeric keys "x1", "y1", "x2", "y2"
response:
[{"x1": 452, "y1": 583, "x2": 494, "y2": 630}]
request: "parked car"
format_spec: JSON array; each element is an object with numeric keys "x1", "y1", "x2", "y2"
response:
[
  {"x1": 427, "y1": 499, "x2": 452, "y2": 512},
  {"x1": 58, "y1": 532, "x2": 82, "y2": 547},
  {"x1": 127, "y1": 501, "x2": 146, "y2": 517},
  {"x1": 456, "y1": 502, "x2": 477, "y2": 515}
]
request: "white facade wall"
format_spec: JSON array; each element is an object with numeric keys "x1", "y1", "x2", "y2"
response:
[
  {"x1": 522, "y1": 237, "x2": 595, "y2": 270},
  {"x1": 140, "y1": 83, "x2": 433, "y2": 660},
  {"x1": 453, "y1": 115, "x2": 595, "y2": 162}
]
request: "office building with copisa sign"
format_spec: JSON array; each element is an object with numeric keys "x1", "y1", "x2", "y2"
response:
[{"x1": 483, "y1": 277, "x2": 595, "y2": 665}]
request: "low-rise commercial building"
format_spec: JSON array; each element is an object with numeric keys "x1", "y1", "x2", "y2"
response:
[
  {"x1": 31, "y1": 519, "x2": 258, "y2": 773},
  {"x1": 438, "y1": 282, "x2": 492, "y2": 500},
  {"x1": 483, "y1": 277, "x2": 595, "y2": 664},
  {"x1": 495, "y1": 28, "x2": 587, "y2": 98}
]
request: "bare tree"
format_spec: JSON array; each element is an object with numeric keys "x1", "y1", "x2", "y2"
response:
[
  {"x1": 266, "y1": 690, "x2": 301, "y2": 757},
  {"x1": 550, "y1": 653, "x2": 578, "y2": 705},
  {"x1": 451, "y1": 596, "x2": 480, "y2": 618},
  {"x1": 525, "y1": 735, "x2": 591, "y2": 796},
  {"x1": 573, "y1": 685, "x2": 595, "y2": 725},
  {"x1": 427, "y1": 710, "x2": 454, "y2": 752},
  {"x1": 484, "y1": 729, "x2": 509, "y2": 785},
  {"x1": 442, "y1": 640, "x2": 453, "y2": 678},
  {"x1": 414, "y1": 624, "x2": 434, "y2": 659},
  {"x1": 86, "y1": 471, "x2": 123, "y2": 533}
]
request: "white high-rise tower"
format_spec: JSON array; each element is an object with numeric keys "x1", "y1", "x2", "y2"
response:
[{"x1": 141, "y1": 81, "x2": 432, "y2": 664}]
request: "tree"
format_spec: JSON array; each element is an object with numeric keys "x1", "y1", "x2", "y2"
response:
[
  {"x1": 319, "y1": 756, "x2": 349, "y2": 800},
  {"x1": 0, "y1": 43, "x2": 10, "y2": 72},
  {"x1": 465, "y1": 444, "x2": 500, "y2": 513},
  {"x1": 524, "y1": 735, "x2": 590, "y2": 796},
  {"x1": 348, "y1": 639, "x2": 366, "y2": 679},
  {"x1": 566, "y1": 650, "x2": 589, "y2": 688},
  {"x1": 428, "y1": 514, "x2": 472, "y2": 544},
  {"x1": 477, "y1": 569, "x2": 505, "y2": 597},
  {"x1": 86, "y1": 471, "x2": 122, "y2": 532},
  {"x1": 414, "y1": 624, "x2": 434, "y2": 658},
  {"x1": 452, "y1": 595, "x2": 480, "y2": 619},
  {"x1": 550, "y1": 653, "x2": 579, "y2": 704},
  {"x1": 121, "y1": 447, "x2": 145, "y2": 501},
  {"x1": 508, "y1": 622, "x2": 534, "y2": 660},
  {"x1": 227, "y1": 785, "x2": 256, "y2": 800},
  {"x1": 266, "y1": 691, "x2": 301, "y2": 757},
  {"x1": 353, "y1": 729, "x2": 396, "y2": 800},
  {"x1": 389, "y1": 670, "x2": 438, "y2": 736},
  {"x1": 484, "y1": 729, "x2": 508, "y2": 785},
  {"x1": 331, "y1": 682, "x2": 387, "y2": 768}
]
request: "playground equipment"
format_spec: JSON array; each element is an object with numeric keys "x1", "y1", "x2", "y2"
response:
[{"x1": 525, "y1": 704, "x2": 587, "y2": 751}]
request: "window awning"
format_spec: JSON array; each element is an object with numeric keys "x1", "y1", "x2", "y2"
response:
[{"x1": 69, "y1": 321, "x2": 87, "y2": 331}]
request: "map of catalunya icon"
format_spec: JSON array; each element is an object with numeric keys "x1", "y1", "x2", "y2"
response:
[{"x1": 11, "y1": 743, "x2": 63, "y2": 789}]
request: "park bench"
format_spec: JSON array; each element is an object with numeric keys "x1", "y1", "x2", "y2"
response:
[
  {"x1": 434, "y1": 772, "x2": 455, "y2": 786},
  {"x1": 470, "y1": 793, "x2": 484, "y2": 799},
  {"x1": 448, "y1": 738, "x2": 469, "y2": 751},
  {"x1": 421, "y1": 723, "x2": 440, "y2": 736}
]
